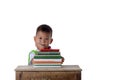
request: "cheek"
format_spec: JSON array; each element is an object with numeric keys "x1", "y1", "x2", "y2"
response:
[
  {"x1": 44, "y1": 40, "x2": 49, "y2": 44},
  {"x1": 48, "y1": 40, "x2": 52, "y2": 44},
  {"x1": 35, "y1": 39, "x2": 40, "y2": 43}
]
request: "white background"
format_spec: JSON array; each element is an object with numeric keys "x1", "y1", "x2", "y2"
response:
[{"x1": 0, "y1": 0, "x2": 120, "y2": 80}]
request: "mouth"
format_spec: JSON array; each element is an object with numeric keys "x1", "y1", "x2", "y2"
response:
[{"x1": 40, "y1": 44, "x2": 46, "y2": 47}]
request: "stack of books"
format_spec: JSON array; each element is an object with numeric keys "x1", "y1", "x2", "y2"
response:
[{"x1": 33, "y1": 49, "x2": 63, "y2": 67}]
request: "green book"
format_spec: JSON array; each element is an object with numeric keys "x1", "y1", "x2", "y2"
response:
[
  {"x1": 38, "y1": 52, "x2": 60, "y2": 55},
  {"x1": 34, "y1": 55, "x2": 62, "y2": 59}
]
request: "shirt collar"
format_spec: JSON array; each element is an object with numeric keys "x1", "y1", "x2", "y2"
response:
[{"x1": 37, "y1": 46, "x2": 51, "y2": 51}]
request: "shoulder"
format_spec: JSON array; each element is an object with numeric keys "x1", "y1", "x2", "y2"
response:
[{"x1": 29, "y1": 50, "x2": 39, "y2": 55}]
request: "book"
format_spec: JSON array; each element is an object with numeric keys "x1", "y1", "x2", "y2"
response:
[
  {"x1": 33, "y1": 59, "x2": 62, "y2": 62},
  {"x1": 38, "y1": 52, "x2": 60, "y2": 55},
  {"x1": 33, "y1": 65, "x2": 62, "y2": 67},
  {"x1": 33, "y1": 62, "x2": 62, "y2": 65},
  {"x1": 32, "y1": 48, "x2": 63, "y2": 67},
  {"x1": 33, "y1": 64, "x2": 62, "y2": 67},
  {"x1": 40, "y1": 49, "x2": 59, "y2": 52},
  {"x1": 34, "y1": 55, "x2": 62, "y2": 59}
]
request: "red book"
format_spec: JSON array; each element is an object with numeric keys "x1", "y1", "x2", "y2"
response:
[{"x1": 41, "y1": 49, "x2": 59, "y2": 52}]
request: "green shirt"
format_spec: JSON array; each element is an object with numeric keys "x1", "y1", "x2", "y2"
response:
[{"x1": 28, "y1": 50, "x2": 39, "y2": 65}]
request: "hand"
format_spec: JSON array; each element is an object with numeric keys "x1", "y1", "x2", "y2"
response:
[
  {"x1": 62, "y1": 57, "x2": 65, "y2": 63},
  {"x1": 31, "y1": 58, "x2": 34, "y2": 64}
]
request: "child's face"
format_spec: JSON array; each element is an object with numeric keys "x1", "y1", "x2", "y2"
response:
[{"x1": 34, "y1": 31, "x2": 53, "y2": 50}]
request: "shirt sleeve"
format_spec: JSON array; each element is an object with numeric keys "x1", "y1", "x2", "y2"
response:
[{"x1": 28, "y1": 51, "x2": 35, "y2": 65}]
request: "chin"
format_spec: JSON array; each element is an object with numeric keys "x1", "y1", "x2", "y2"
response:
[{"x1": 38, "y1": 47, "x2": 45, "y2": 50}]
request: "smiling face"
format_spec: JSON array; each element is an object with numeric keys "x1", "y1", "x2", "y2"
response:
[{"x1": 34, "y1": 31, "x2": 53, "y2": 51}]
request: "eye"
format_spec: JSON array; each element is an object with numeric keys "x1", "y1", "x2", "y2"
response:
[
  {"x1": 45, "y1": 38, "x2": 49, "y2": 40},
  {"x1": 39, "y1": 37, "x2": 42, "y2": 39}
]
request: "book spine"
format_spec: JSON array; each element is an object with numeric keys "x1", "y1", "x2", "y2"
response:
[
  {"x1": 38, "y1": 52, "x2": 60, "y2": 55},
  {"x1": 33, "y1": 62, "x2": 62, "y2": 64},
  {"x1": 33, "y1": 64, "x2": 62, "y2": 66},
  {"x1": 40, "y1": 49, "x2": 59, "y2": 52},
  {"x1": 33, "y1": 60, "x2": 62, "y2": 63},
  {"x1": 33, "y1": 59, "x2": 62, "y2": 62},
  {"x1": 34, "y1": 55, "x2": 62, "y2": 59},
  {"x1": 33, "y1": 65, "x2": 62, "y2": 67}
]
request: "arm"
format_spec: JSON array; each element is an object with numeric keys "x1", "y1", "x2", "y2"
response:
[{"x1": 28, "y1": 50, "x2": 37, "y2": 65}]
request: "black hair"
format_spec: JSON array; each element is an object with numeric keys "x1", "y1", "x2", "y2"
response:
[{"x1": 36, "y1": 24, "x2": 52, "y2": 37}]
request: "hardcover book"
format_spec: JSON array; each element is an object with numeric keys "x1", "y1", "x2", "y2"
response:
[
  {"x1": 40, "y1": 49, "x2": 59, "y2": 52},
  {"x1": 33, "y1": 59, "x2": 62, "y2": 62},
  {"x1": 38, "y1": 52, "x2": 60, "y2": 55},
  {"x1": 34, "y1": 55, "x2": 62, "y2": 59}
]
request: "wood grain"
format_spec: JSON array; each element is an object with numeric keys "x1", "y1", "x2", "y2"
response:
[{"x1": 15, "y1": 65, "x2": 82, "y2": 80}]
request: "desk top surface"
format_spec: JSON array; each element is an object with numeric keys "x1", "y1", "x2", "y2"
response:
[{"x1": 15, "y1": 65, "x2": 82, "y2": 72}]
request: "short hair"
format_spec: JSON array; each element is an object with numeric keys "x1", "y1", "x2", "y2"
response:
[{"x1": 36, "y1": 24, "x2": 52, "y2": 37}]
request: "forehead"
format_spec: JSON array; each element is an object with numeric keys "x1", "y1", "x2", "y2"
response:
[{"x1": 36, "y1": 31, "x2": 51, "y2": 37}]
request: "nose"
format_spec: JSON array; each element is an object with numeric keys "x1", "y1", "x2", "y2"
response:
[{"x1": 41, "y1": 39, "x2": 45, "y2": 43}]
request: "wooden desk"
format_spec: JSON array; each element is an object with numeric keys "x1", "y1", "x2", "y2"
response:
[{"x1": 15, "y1": 65, "x2": 82, "y2": 80}]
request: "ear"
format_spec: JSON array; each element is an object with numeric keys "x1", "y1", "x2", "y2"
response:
[
  {"x1": 50, "y1": 38, "x2": 53, "y2": 44},
  {"x1": 34, "y1": 36, "x2": 36, "y2": 42}
]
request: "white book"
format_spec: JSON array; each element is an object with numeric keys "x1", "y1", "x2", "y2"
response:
[{"x1": 33, "y1": 59, "x2": 62, "y2": 62}]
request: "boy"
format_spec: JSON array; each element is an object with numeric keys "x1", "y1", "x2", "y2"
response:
[{"x1": 28, "y1": 24, "x2": 64, "y2": 65}]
